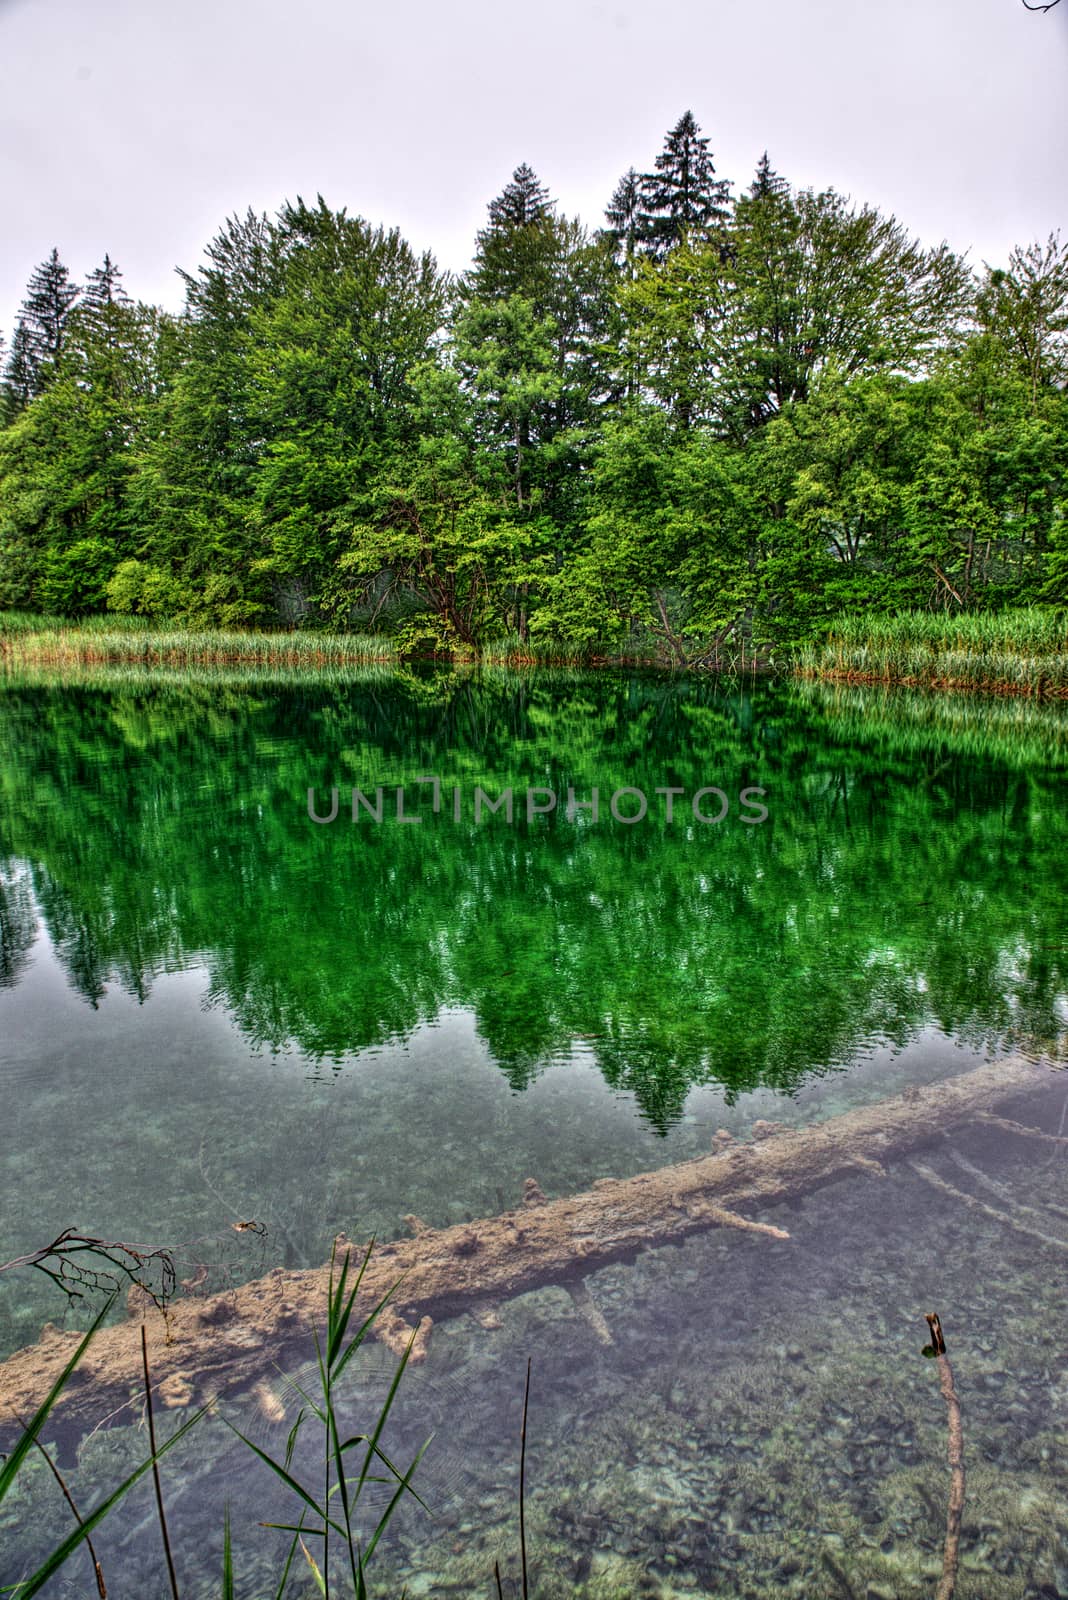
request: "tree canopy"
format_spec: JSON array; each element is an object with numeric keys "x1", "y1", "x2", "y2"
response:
[{"x1": 1, "y1": 124, "x2": 1066, "y2": 653}]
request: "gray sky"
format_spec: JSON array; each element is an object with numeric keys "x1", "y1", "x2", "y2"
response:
[{"x1": 1, "y1": 0, "x2": 1066, "y2": 335}]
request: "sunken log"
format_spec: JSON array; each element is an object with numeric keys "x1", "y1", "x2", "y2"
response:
[{"x1": 0, "y1": 1053, "x2": 1050, "y2": 1446}]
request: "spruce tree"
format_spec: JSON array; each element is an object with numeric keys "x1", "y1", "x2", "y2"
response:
[
  {"x1": 84, "y1": 254, "x2": 130, "y2": 313},
  {"x1": 750, "y1": 151, "x2": 788, "y2": 201},
  {"x1": 604, "y1": 168, "x2": 644, "y2": 262},
  {"x1": 1, "y1": 322, "x2": 38, "y2": 415},
  {"x1": 639, "y1": 111, "x2": 731, "y2": 258},
  {"x1": 5, "y1": 249, "x2": 80, "y2": 403},
  {"x1": 469, "y1": 164, "x2": 557, "y2": 303},
  {"x1": 21, "y1": 248, "x2": 80, "y2": 364},
  {"x1": 485, "y1": 163, "x2": 551, "y2": 232}
]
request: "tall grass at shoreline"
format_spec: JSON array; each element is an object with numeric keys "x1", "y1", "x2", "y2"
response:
[
  {"x1": 0, "y1": 617, "x2": 398, "y2": 670},
  {"x1": 0, "y1": 617, "x2": 676, "y2": 675},
  {"x1": 5, "y1": 608, "x2": 1068, "y2": 693},
  {"x1": 791, "y1": 678, "x2": 1068, "y2": 769},
  {"x1": 798, "y1": 607, "x2": 1068, "y2": 694}
]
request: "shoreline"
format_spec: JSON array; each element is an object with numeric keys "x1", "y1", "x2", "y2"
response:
[{"x1": 2, "y1": 627, "x2": 1068, "y2": 701}]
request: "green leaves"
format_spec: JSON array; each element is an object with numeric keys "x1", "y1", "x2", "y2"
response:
[
  {"x1": 220, "y1": 1240, "x2": 428, "y2": 1597},
  {"x1": 0, "y1": 181, "x2": 1064, "y2": 646}
]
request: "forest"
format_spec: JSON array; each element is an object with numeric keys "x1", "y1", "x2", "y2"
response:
[{"x1": 1, "y1": 112, "x2": 1066, "y2": 662}]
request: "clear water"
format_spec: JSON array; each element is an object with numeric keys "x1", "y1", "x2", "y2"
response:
[{"x1": 1, "y1": 668, "x2": 1066, "y2": 1597}]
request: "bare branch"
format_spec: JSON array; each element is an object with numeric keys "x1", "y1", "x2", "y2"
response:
[{"x1": 0, "y1": 1230, "x2": 176, "y2": 1314}]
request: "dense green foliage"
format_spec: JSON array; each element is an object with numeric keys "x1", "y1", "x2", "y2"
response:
[{"x1": 2, "y1": 114, "x2": 1066, "y2": 659}]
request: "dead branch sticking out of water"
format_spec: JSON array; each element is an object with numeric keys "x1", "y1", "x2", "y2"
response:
[
  {"x1": 0, "y1": 1232, "x2": 175, "y2": 1314},
  {"x1": 924, "y1": 1313, "x2": 964, "y2": 1600},
  {"x1": 0, "y1": 1055, "x2": 1050, "y2": 1445}
]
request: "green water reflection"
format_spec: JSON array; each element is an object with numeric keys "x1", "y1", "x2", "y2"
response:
[{"x1": 1, "y1": 669, "x2": 1065, "y2": 1134}]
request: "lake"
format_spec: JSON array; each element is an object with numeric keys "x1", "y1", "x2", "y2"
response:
[{"x1": 1, "y1": 667, "x2": 1066, "y2": 1598}]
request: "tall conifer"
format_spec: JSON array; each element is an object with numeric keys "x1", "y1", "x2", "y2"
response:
[
  {"x1": 604, "y1": 168, "x2": 644, "y2": 262},
  {"x1": 84, "y1": 254, "x2": 130, "y2": 314},
  {"x1": 640, "y1": 111, "x2": 731, "y2": 257},
  {"x1": 469, "y1": 164, "x2": 557, "y2": 303},
  {"x1": 3, "y1": 249, "x2": 80, "y2": 404}
]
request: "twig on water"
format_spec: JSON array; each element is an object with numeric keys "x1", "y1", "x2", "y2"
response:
[
  {"x1": 13, "y1": 1410, "x2": 107, "y2": 1598},
  {"x1": 923, "y1": 1312, "x2": 965, "y2": 1600},
  {"x1": 141, "y1": 1324, "x2": 181, "y2": 1600},
  {"x1": 519, "y1": 1356, "x2": 531, "y2": 1600}
]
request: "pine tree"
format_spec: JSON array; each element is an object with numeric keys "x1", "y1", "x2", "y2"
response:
[
  {"x1": 485, "y1": 163, "x2": 551, "y2": 232},
  {"x1": 4, "y1": 249, "x2": 80, "y2": 405},
  {"x1": 750, "y1": 151, "x2": 788, "y2": 201},
  {"x1": 604, "y1": 168, "x2": 644, "y2": 262},
  {"x1": 469, "y1": 164, "x2": 557, "y2": 303},
  {"x1": 83, "y1": 254, "x2": 130, "y2": 314},
  {"x1": 20, "y1": 248, "x2": 80, "y2": 366},
  {"x1": 639, "y1": 111, "x2": 731, "y2": 258},
  {"x1": 1, "y1": 322, "x2": 38, "y2": 415}
]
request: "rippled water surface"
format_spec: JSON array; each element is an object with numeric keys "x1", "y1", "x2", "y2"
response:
[{"x1": 0, "y1": 668, "x2": 1066, "y2": 1597}]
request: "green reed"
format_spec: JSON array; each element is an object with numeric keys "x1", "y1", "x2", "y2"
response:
[
  {"x1": 0, "y1": 616, "x2": 693, "y2": 675},
  {"x1": 0, "y1": 619, "x2": 399, "y2": 670},
  {"x1": 797, "y1": 607, "x2": 1068, "y2": 692},
  {"x1": 223, "y1": 1239, "x2": 428, "y2": 1599},
  {"x1": 0, "y1": 1298, "x2": 204, "y2": 1600},
  {"x1": 1, "y1": 1244, "x2": 425, "y2": 1598}
]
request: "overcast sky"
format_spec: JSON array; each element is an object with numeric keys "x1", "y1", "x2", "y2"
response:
[{"x1": 1, "y1": 0, "x2": 1066, "y2": 335}]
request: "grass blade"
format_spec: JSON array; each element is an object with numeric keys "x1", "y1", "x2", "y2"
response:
[
  {"x1": 360, "y1": 1438, "x2": 432, "y2": 1567},
  {"x1": 520, "y1": 1357, "x2": 531, "y2": 1600},
  {"x1": 272, "y1": 1512, "x2": 307, "y2": 1600},
  {"x1": 220, "y1": 1420, "x2": 342, "y2": 1537},
  {"x1": 222, "y1": 1507, "x2": 235, "y2": 1600},
  {"x1": 12, "y1": 1411, "x2": 107, "y2": 1598},
  {"x1": 299, "y1": 1535, "x2": 327, "y2": 1596},
  {"x1": 0, "y1": 1298, "x2": 114, "y2": 1505},
  {"x1": 141, "y1": 1325, "x2": 181, "y2": 1600},
  {"x1": 2, "y1": 1405, "x2": 204, "y2": 1599}
]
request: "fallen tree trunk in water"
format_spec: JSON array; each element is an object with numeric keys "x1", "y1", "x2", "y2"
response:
[{"x1": 0, "y1": 1054, "x2": 1051, "y2": 1444}]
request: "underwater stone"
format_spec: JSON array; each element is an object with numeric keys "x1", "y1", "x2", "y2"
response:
[{"x1": 751, "y1": 1120, "x2": 787, "y2": 1140}]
